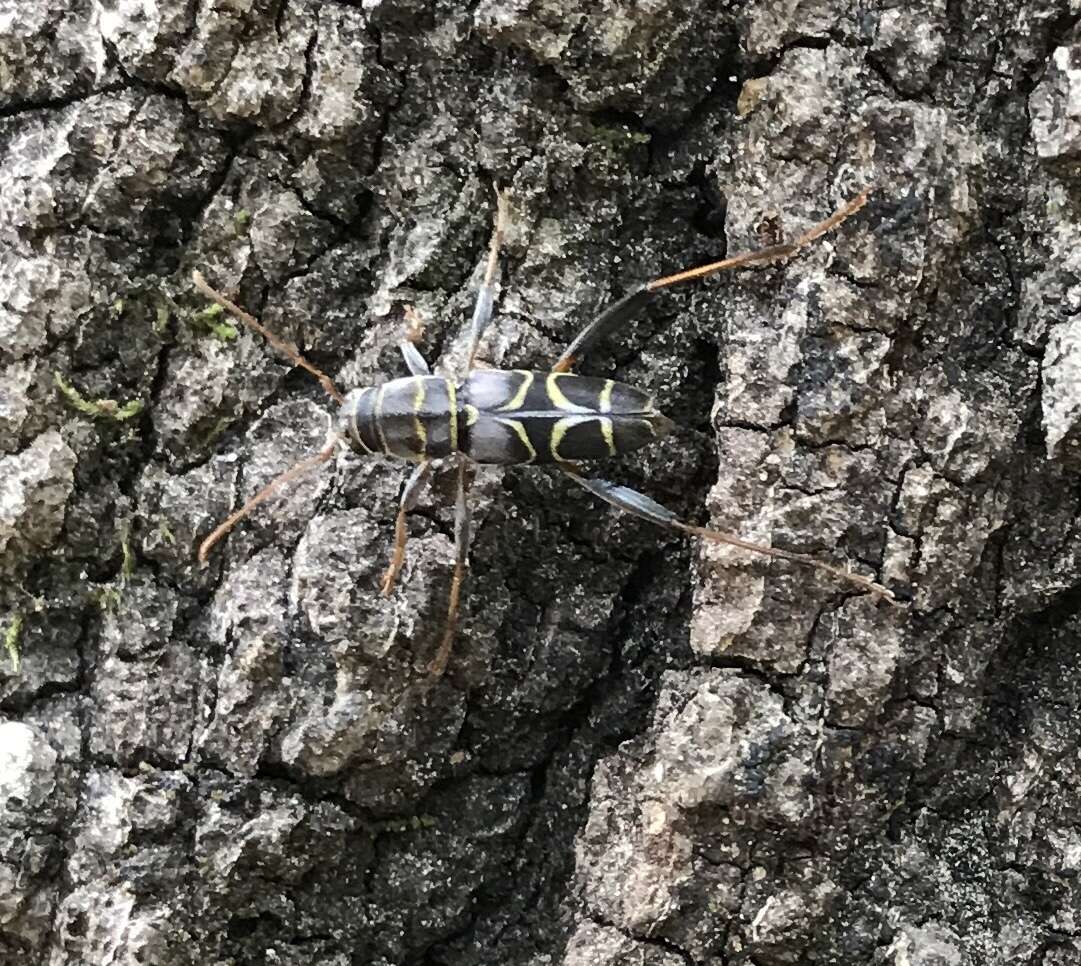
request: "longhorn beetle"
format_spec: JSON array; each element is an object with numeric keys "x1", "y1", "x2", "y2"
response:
[{"x1": 193, "y1": 187, "x2": 896, "y2": 676}]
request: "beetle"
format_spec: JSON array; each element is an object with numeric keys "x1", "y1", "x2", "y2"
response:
[{"x1": 193, "y1": 187, "x2": 895, "y2": 676}]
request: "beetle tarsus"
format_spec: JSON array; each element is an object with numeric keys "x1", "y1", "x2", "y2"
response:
[
  {"x1": 380, "y1": 460, "x2": 432, "y2": 595},
  {"x1": 380, "y1": 512, "x2": 409, "y2": 596}
]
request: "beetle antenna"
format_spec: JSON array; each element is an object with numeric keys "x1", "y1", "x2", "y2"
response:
[
  {"x1": 191, "y1": 271, "x2": 344, "y2": 404},
  {"x1": 646, "y1": 189, "x2": 871, "y2": 291},
  {"x1": 197, "y1": 438, "x2": 339, "y2": 566}
]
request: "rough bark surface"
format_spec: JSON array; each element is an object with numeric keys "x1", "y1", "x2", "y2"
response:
[{"x1": 2, "y1": 2, "x2": 1081, "y2": 964}]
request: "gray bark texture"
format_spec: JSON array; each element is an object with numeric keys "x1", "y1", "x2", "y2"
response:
[{"x1": 2, "y1": 0, "x2": 1081, "y2": 964}]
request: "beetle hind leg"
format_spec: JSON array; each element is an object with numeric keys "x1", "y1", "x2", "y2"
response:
[{"x1": 560, "y1": 467, "x2": 897, "y2": 605}]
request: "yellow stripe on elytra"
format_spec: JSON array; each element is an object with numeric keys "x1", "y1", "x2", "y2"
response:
[
  {"x1": 498, "y1": 417, "x2": 536, "y2": 462},
  {"x1": 374, "y1": 384, "x2": 389, "y2": 455},
  {"x1": 550, "y1": 416, "x2": 572, "y2": 461},
  {"x1": 497, "y1": 370, "x2": 533, "y2": 411},
  {"x1": 600, "y1": 416, "x2": 615, "y2": 456},
  {"x1": 413, "y1": 378, "x2": 427, "y2": 453},
  {"x1": 549, "y1": 415, "x2": 616, "y2": 460},
  {"x1": 546, "y1": 372, "x2": 590, "y2": 412},
  {"x1": 550, "y1": 415, "x2": 592, "y2": 460},
  {"x1": 599, "y1": 379, "x2": 615, "y2": 413},
  {"x1": 446, "y1": 380, "x2": 458, "y2": 452}
]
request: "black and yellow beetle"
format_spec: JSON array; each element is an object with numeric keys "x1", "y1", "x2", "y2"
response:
[{"x1": 193, "y1": 187, "x2": 895, "y2": 676}]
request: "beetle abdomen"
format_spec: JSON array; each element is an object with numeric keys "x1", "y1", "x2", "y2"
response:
[{"x1": 461, "y1": 370, "x2": 672, "y2": 465}]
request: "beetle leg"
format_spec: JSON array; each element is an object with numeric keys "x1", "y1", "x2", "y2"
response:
[
  {"x1": 192, "y1": 271, "x2": 344, "y2": 404},
  {"x1": 397, "y1": 305, "x2": 432, "y2": 376},
  {"x1": 551, "y1": 190, "x2": 870, "y2": 373},
  {"x1": 380, "y1": 459, "x2": 434, "y2": 596},
  {"x1": 559, "y1": 467, "x2": 897, "y2": 605},
  {"x1": 429, "y1": 459, "x2": 472, "y2": 677},
  {"x1": 399, "y1": 340, "x2": 431, "y2": 377},
  {"x1": 466, "y1": 186, "x2": 510, "y2": 370}
]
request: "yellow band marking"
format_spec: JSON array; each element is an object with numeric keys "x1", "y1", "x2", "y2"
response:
[
  {"x1": 550, "y1": 415, "x2": 595, "y2": 461},
  {"x1": 599, "y1": 379, "x2": 615, "y2": 413},
  {"x1": 446, "y1": 379, "x2": 458, "y2": 452},
  {"x1": 549, "y1": 415, "x2": 616, "y2": 460},
  {"x1": 497, "y1": 370, "x2": 533, "y2": 411},
  {"x1": 600, "y1": 416, "x2": 615, "y2": 456},
  {"x1": 413, "y1": 378, "x2": 427, "y2": 453},
  {"x1": 465, "y1": 404, "x2": 480, "y2": 427},
  {"x1": 546, "y1": 372, "x2": 590, "y2": 412},
  {"x1": 550, "y1": 416, "x2": 572, "y2": 461},
  {"x1": 498, "y1": 417, "x2": 536, "y2": 462}
]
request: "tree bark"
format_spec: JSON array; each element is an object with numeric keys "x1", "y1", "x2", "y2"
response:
[{"x1": 3, "y1": 1, "x2": 1080, "y2": 964}]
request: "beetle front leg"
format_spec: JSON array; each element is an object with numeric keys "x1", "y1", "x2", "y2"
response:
[
  {"x1": 559, "y1": 467, "x2": 896, "y2": 604},
  {"x1": 380, "y1": 460, "x2": 433, "y2": 596}
]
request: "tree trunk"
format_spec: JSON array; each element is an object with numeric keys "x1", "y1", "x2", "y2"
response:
[{"x1": 3, "y1": 1, "x2": 1080, "y2": 964}]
